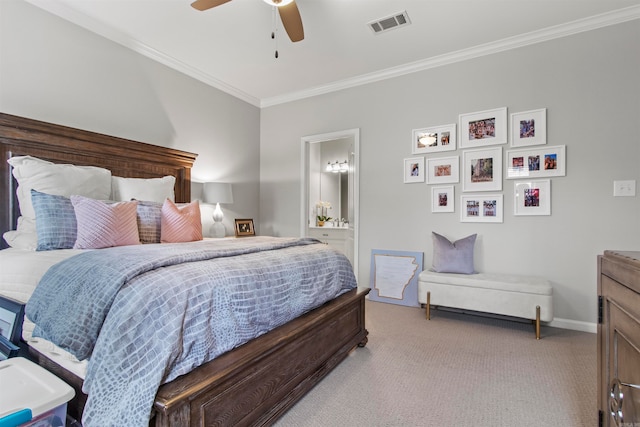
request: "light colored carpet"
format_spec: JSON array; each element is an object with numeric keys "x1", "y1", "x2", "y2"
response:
[{"x1": 274, "y1": 299, "x2": 596, "y2": 427}]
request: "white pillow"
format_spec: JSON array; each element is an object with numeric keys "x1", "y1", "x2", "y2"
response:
[
  {"x1": 8, "y1": 156, "x2": 112, "y2": 221},
  {"x1": 111, "y1": 175, "x2": 176, "y2": 202},
  {"x1": 3, "y1": 217, "x2": 37, "y2": 250}
]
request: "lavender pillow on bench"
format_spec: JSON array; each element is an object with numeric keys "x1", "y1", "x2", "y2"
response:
[{"x1": 431, "y1": 232, "x2": 477, "y2": 274}]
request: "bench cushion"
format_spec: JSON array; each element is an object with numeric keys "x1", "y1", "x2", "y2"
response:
[{"x1": 419, "y1": 270, "x2": 552, "y2": 295}]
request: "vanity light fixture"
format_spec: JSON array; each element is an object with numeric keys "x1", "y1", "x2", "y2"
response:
[{"x1": 325, "y1": 160, "x2": 348, "y2": 173}]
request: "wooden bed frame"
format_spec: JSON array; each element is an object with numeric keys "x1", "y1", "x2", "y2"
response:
[{"x1": 0, "y1": 112, "x2": 369, "y2": 426}]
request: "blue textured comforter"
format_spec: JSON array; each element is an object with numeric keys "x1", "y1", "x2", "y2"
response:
[{"x1": 26, "y1": 237, "x2": 356, "y2": 426}]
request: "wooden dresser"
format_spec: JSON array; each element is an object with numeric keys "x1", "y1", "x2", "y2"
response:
[{"x1": 598, "y1": 250, "x2": 640, "y2": 427}]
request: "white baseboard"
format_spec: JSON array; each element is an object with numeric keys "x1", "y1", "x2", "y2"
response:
[{"x1": 548, "y1": 317, "x2": 597, "y2": 334}]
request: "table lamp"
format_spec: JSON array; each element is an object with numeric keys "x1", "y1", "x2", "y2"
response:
[{"x1": 203, "y1": 182, "x2": 234, "y2": 238}]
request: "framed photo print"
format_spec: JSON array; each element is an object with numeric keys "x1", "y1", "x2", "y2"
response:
[
  {"x1": 460, "y1": 194, "x2": 503, "y2": 223},
  {"x1": 404, "y1": 157, "x2": 425, "y2": 183},
  {"x1": 506, "y1": 145, "x2": 566, "y2": 179},
  {"x1": 514, "y1": 179, "x2": 551, "y2": 216},
  {"x1": 411, "y1": 124, "x2": 456, "y2": 154},
  {"x1": 426, "y1": 156, "x2": 459, "y2": 184},
  {"x1": 431, "y1": 185, "x2": 455, "y2": 213},
  {"x1": 0, "y1": 296, "x2": 24, "y2": 345},
  {"x1": 511, "y1": 108, "x2": 546, "y2": 147},
  {"x1": 462, "y1": 147, "x2": 502, "y2": 192},
  {"x1": 459, "y1": 107, "x2": 507, "y2": 148},
  {"x1": 234, "y1": 218, "x2": 255, "y2": 237}
]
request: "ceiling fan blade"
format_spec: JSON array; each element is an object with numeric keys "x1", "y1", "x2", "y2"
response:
[
  {"x1": 278, "y1": 1, "x2": 304, "y2": 42},
  {"x1": 191, "y1": 0, "x2": 232, "y2": 11}
]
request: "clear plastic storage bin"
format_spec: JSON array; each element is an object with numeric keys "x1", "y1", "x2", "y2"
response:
[{"x1": 0, "y1": 357, "x2": 75, "y2": 427}]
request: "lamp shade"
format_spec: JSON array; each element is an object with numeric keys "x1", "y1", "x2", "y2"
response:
[{"x1": 203, "y1": 182, "x2": 233, "y2": 205}]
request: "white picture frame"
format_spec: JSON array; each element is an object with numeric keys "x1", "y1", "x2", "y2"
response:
[
  {"x1": 506, "y1": 145, "x2": 566, "y2": 179},
  {"x1": 411, "y1": 124, "x2": 456, "y2": 154},
  {"x1": 514, "y1": 179, "x2": 551, "y2": 216},
  {"x1": 460, "y1": 193, "x2": 503, "y2": 223},
  {"x1": 462, "y1": 147, "x2": 503, "y2": 192},
  {"x1": 426, "y1": 156, "x2": 459, "y2": 184},
  {"x1": 511, "y1": 108, "x2": 547, "y2": 147},
  {"x1": 404, "y1": 157, "x2": 425, "y2": 183},
  {"x1": 459, "y1": 107, "x2": 507, "y2": 148},
  {"x1": 431, "y1": 185, "x2": 455, "y2": 213}
]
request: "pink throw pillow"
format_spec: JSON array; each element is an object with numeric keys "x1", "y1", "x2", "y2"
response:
[
  {"x1": 161, "y1": 199, "x2": 203, "y2": 243},
  {"x1": 71, "y1": 195, "x2": 141, "y2": 249}
]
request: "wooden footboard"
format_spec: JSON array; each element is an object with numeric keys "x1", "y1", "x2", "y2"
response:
[
  {"x1": 152, "y1": 288, "x2": 369, "y2": 427},
  {"x1": 30, "y1": 289, "x2": 369, "y2": 426}
]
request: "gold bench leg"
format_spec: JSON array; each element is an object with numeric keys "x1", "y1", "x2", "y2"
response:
[
  {"x1": 535, "y1": 305, "x2": 541, "y2": 340},
  {"x1": 426, "y1": 291, "x2": 431, "y2": 320}
]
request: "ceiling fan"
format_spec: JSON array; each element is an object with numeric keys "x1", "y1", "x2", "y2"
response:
[{"x1": 191, "y1": 0, "x2": 304, "y2": 43}]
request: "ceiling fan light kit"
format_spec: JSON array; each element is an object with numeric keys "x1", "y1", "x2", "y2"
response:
[
  {"x1": 191, "y1": 0, "x2": 304, "y2": 44},
  {"x1": 262, "y1": 0, "x2": 294, "y2": 6}
]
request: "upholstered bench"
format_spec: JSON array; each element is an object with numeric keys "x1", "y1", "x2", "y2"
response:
[{"x1": 418, "y1": 270, "x2": 553, "y2": 339}]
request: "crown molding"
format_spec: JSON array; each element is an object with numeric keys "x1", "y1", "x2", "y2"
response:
[
  {"x1": 24, "y1": 0, "x2": 261, "y2": 107},
  {"x1": 261, "y1": 5, "x2": 640, "y2": 108},
  {"x1": 24, "y1": 1, "x2": 640, "y2": 109}
]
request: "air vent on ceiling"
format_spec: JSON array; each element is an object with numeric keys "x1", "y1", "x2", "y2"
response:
[{"x1": 368, "y1": 11, "x2": 411, "y2": 34}]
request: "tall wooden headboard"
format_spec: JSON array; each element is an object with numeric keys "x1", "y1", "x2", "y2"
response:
[{"x1": 0, "y1": 113, "x2": 197, "y2": 249}]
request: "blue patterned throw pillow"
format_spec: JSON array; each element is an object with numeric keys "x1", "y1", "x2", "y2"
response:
[{"x1": 31, "y1": 189, "x2": 77, "y2": 251}]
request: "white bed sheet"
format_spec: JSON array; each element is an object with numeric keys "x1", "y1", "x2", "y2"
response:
[{"x1": 0, "y1": 247, "x2": 88, "y2": 378}]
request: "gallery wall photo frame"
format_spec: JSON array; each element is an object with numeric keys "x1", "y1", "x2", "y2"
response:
[
  {"x1": 460, "y1": 193, "x2": 504, "y2": 223},
  {"x1": 511, "y1": 108, "x2": 547, "y2": 147},
  {"x1": 462, "y1": 147, "x2": 503, "y2": 192},
  {"x1": 459, "y1": 107, "x2": 507, "y2": 148},
  {"x1": 404, "y1": 157, "x2": 425, "y2": 183},
  {"x1": 431, "y1": 185, "x2": 455, "y2": 213},
  {"x1": 506, "y1": 145, "x2": 566, "y2": 179},
  {"x1": 514, "y1": 179, "x2": 551, "y2": 216},
  {"x1": 234, "y1": 218, "x2": 255, "y2": 237},
  {"x1": 411, "y1": 124, "x2": 457, "y2": 154},
  {"x1": 426, "y1": 156, "x2": 459, "y2": 184}
]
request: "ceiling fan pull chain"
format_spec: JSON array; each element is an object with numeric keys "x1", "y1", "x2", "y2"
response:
[{"x1": 272, "y1": 6, "x2": 279, "y2": 58}]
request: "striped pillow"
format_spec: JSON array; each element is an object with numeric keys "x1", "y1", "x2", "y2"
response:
[
  {"x1": 160, "y1": 199, "x2": 203, "y2": 243},
  {"x1": 31, "y1": 190, "x2": 77, "y2": 251},
  {"x1": 136, "y1": 201, "x2": 163, "y2": 244},
  {"x1": 71, "y1": 195, "x2": 141, "y2": 249}
]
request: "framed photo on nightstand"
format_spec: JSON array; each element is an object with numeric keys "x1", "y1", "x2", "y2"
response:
[{"x1": 235, "y1": 218, "x2": 255, "y2": 237}]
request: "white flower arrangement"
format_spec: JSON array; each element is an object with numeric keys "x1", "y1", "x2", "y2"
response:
[{"x1": 316, "y1": 200, "x2": 332, "y2": 222}]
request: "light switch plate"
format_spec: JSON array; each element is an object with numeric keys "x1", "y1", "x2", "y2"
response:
[{"x1": 613, "y1": 180, "x2": 636, "y2": 197}]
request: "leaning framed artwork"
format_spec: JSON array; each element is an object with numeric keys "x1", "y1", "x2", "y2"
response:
[
  {"x1": 460, "y1": 193, "x2": 503, "y2": 223},
  {"x1": 462, "y1": 147, "x2": 502, "y2": 192},
  {"x1": 426, "y1": 156, "x2": 459, "y2": 184},
  {"x1": 404, "y1": 157, "x2": 425, "y2": 183},
  {"x1": 431, "y1": 185, "x2": 455, "y2": 213},
  {"x1": 514, "y1": 179, "x2": 551, "y2": 216},
  {"x1": 506, "y1": 145, "x2": 566, "y2": 179},
  {"x1": 234, "y1": 218, "x2": 255, "y2": 237},
  {"x1": 411, "y1": 124, "x2": 456, "y2": 154},
  {"x1": 369, "y1": 249, "x2": 423, "y2": 307},
  {"x1": 511, "y1": 108, "x2": 547, "y2": 147},
  {"x1": 459, "y1": 107, "x2": 507, "y2": 148}
]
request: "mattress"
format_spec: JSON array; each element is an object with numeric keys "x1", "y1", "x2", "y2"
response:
[{"x1": 0, "y1": 246, "x2": 89, "y2": 378}]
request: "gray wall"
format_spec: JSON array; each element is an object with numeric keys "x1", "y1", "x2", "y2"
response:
[
  {"x1": 260, "y1": 20, "x2": 640, "y2": 327},
  {"x1": 0, "y1": 0, "x2": 261, "y2": 236},
  {"x1": 2, "y1": 0, "x2": 638, "y2": 327}
]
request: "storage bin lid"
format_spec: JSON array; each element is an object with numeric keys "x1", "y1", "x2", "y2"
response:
[{"x1": 0, "y1": 357, "x2": 75, "y2": 418}]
